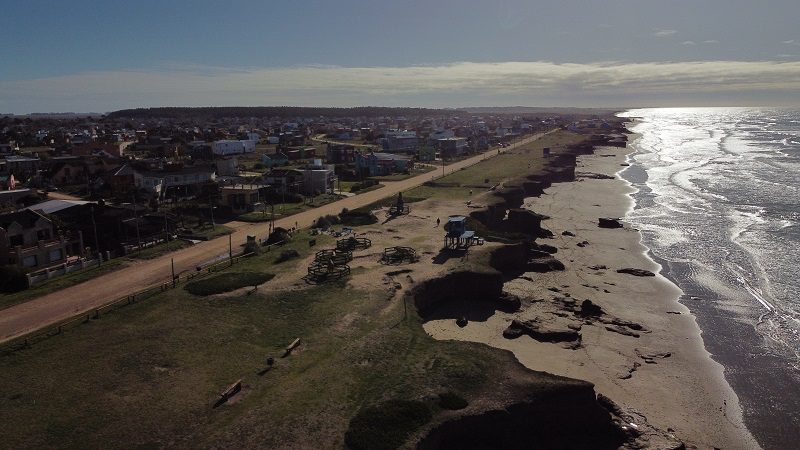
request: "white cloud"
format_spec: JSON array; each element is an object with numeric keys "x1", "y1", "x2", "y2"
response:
[
  {"x1": 653, "y1": 29, "x2": 678, "y2": 37},
  {"x1": 2, "y1": 60, "x2": 800, "y2": 112},
  {"x1": 703, "y1": 40, "x2": 719, "y2": 44},
  {"x1": 682, "y1": 41, "x2": 696, "y2": 46},
  {"x1": 782, "y1": 39, "x2": 799, "y2": 46}
]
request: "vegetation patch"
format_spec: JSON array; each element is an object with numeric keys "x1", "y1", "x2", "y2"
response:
[
  {"x1": 184, "y1": 272, "x2": 274, "y2": 296},
  {"x1": 127, "y1": 240, "x2": 191, "y2": 260},
  {"x1": 438, "y1": 391, "x2": 469, "y2": 410},
  {"x1": 344, "y1": 400, "x2": 433, "y2": 450},
  {"x1": 339, "y1": 208, "x2": 378, "y2": 226}
]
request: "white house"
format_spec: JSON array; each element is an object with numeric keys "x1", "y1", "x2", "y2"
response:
[
  {"x1": 300, "y1": 159, "x2": 336, "y2": 196},
  {"x1": 212, "y1": 140, "x2": 256, "y2": 156}
]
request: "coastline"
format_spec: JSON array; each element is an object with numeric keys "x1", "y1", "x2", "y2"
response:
[
  {"x1": 622, "y1": 120, "x2": 800, "y2": 450},
  {"x1": 423, "y1": 141, "x2": 760, "y2": 448}
]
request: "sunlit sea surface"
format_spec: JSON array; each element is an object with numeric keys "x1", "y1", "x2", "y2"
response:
[{"x1": 619, "y1": 107, "x2": 800, "y2": 447}]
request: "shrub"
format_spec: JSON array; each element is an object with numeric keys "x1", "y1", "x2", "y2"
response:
[
  {"x1": 266, "y1": 227, "x2": 291, "y2": 245},
  {"x1": 438, "y1": 392, "x2": 468, "y2": 410},
  {"x1": 276, "y1": 249, "x2": 300, "y2": 263},
  {"x1": 185, "y1": 272, "x2": 274, "y2": 296},
  {"x1": 0, "y1": 265, "x2": 28, "y2": 293},
  {"x1": 339, "y1": 209, "x2": 377, "y2": 226},
  {"x1": 313, "y1": 214, "x2": 340, "y2": 229},
  {"x1": 344, "y1": 400, "x2": 432, "y2": 450}
]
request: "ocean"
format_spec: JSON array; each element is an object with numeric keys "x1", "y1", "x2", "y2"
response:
[{"x1": 619, "y1": 108, "x2": 800, "y2": 449}]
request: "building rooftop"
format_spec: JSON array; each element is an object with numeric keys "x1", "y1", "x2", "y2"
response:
[{"x1": 27, "y1": 199, "x2": 93, "y2": 214}]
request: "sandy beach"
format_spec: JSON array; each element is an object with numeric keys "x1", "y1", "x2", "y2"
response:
[{"x1": 422, "y1": 145, "x2": 760, "y2": 449}]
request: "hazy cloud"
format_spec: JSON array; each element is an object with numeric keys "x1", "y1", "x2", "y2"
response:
[
  {"x1": 682, "y1": 41, "x2": 697, "y2": 46},
  {"x1": 703, "y1": 40, "x2": 720, "y2": 44},
  {"x1": 653, "y1": 29, "x2": 678, "y2": 37},
  {"x1": 2, "y1": 60, "x2": 800, "y2": 112},
  {"x1": 782, "y1": 39, "x2": 799, "y2": 46}
]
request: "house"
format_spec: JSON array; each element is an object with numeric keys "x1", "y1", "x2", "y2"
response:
[
  {"x1": 417, "y1": 146, "x2": 437, "y2": 162},
  {"x1": 355, "y1": 152, "x2": 413, "y2": 176},
  {"x1": 49, "y1": 203, "x2": 176, "y2": 256},
  {"x1": 428, "y1": 129, "x2": 455, "y2": 144},
  {"x1": 49, "y1": 157, "x2": 120, "y2": 186},
  {"x1": 284, "y1": 146, "x2": 316, "y2": 161},
  {"x1": 159, "y1": 166, "x2": 217, "y2": 199},
  {"x1": 71, "y1": 142, "x2": 131, "y2": 158},
  {"x1": 300, "y1": 160, "x2": 336, "y2": 196},
  {"x1": 263, "y1": 169, "x2": 304, "y2": 195},
  {"x1": 220, "y1": 184, "x2": 268, "y2": 214},
  {"x1": 1, "y1": 155, "x2": 40, "y2": 180},
  {"x1": 262, "y1": 151, "x2": 289, "y2": 168},
  {"x1": 326, "y1": 144, "x2": 357, "y2": 164},
  {"x1": 216, "y1": 158, "x2": 240, "y2": 177},
  {"x1": 212, "y1": 140, "x2": 256, "y2": 156},
  {"x1": 0, "y1": 143, "x2": 18, "y2": 155},
  {"x1": 383, "y1": 130, "x2": 419, "y2": 154},
  {"x1": 0, "y1": 188, "x2": 38, "y2": 211},
  {"x1": 437, "y1": 137, "x2": 468, "y2": 158},
  {"x1": 0, "y1": 209, "x2": 83, "y2": 271}
]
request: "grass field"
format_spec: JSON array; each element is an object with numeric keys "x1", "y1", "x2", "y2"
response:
[
  {"x1": 0, "y1": 228, "x2": 533, "y2": 448},
  {"x1": 404, "y1": 130, "x2": 586, "y2": 202}
]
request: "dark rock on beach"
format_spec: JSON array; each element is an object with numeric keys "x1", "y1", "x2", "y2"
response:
[
  {"x1": 527, "y1": 256, "x2": 565, "y2": 272},
  {"x1": 503, "y1": 319, "x2": 581, "y2": 345},
  {"x1": 598, "y1": 218, "x2": 624, "y2": 229},
  {"x1": 616, "y1": 268, "x2": 655, "y2": 277}
]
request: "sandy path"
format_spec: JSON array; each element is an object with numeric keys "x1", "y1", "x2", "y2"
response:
[{"x1": 0, "y1": 132, "x2": 550, "y2": 344}]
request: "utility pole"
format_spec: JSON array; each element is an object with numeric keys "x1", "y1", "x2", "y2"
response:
[
  {"x1": 163, "y1": 210, "x2": 169, "y2": 242},
  {"x1": 171, "y1": 258, "x2": 176, "y2": 287},
  {"x1": 229, "y1": 234, "x2": 233, "y2": 264},
  {"x1": 90, "y1": 206, "x2": 100, "y2": 266},
  {"x1": 132, "y1": 192, "x2": 141, "y2": 251},
  {"x1": 210, "y1": 199, "x2": 215, "y2": 228}
]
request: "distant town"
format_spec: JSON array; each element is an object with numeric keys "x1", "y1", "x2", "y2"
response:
[{"x1": 0, "y1": 106, "x2": 617, "y2": 291}]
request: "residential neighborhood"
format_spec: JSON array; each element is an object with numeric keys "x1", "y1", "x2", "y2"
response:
[{"x1": 0, "y1": 107, "x2": 604, "y2": 288}]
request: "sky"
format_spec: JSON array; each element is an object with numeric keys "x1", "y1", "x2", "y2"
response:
[{"x1": 1, "y1": 0, "x2": 799, "y2": 113}]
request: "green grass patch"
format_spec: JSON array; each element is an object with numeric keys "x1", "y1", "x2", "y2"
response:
[
  {"x1": 184, "y1": 272, "x2": 274, "y2": 296},
  {"x1": 368, "y1": 165, "x2": 436, "y2": 181},
  {"x1": 187, "y1": 225, "x2": 234, "y2": 240},
  {"x1": 127, "y1": 240, "x2": 191, "y2": 260},
  {"x1": 345, "y1": 400, "x2": 432, "y2": 450}
]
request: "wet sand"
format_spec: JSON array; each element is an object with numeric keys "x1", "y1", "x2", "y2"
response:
[{"x1": 423, "y1": 146, "x2": 760, "y2": 449}]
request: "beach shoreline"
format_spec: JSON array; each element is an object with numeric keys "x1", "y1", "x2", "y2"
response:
[{"x1": 422, "y1": 141, "x2": 760, "y2": 449}]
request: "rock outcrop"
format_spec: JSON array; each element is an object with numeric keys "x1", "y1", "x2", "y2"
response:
[
  {"x1": 598, "y1": 218, "x2": 624, "y2": 229},
  {"x1": 616, "y1": 268, "x2": 655, "y2": 277}
]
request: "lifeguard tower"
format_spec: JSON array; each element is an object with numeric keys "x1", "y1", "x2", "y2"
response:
[{"x1": 444, "y1": 215, "x2": 483, "y2": 249}]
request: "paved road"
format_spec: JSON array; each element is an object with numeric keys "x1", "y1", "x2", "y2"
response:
[{"x1": 0, "y1": 132, "x2": 551, "y2": 343}]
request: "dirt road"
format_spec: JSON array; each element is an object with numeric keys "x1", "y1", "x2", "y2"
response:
[{"x1": 0, "y1": 132, "x2": 551, "y2": 343}]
